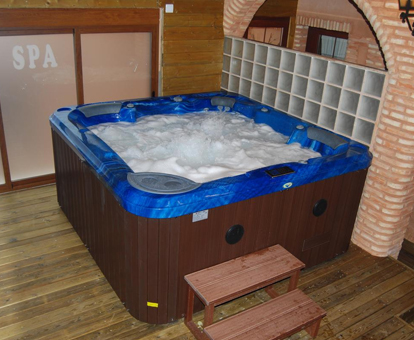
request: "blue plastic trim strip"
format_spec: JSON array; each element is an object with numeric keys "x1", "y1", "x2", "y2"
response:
[{"x1": 50, "y1": 91, "x2": 372, "y2": 219}]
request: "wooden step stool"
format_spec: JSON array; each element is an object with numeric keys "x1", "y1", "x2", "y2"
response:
[{"x1": 184, "y1": 244, "x2": 326, "y2": 340}]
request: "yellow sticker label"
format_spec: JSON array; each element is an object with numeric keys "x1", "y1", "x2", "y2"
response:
[{"x1": 147, "y1": 302, "x2": 159, "y2": 308}]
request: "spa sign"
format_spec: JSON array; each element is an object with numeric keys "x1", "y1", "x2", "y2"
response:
[{"x1": 12, "y1": 44, "x2": 57, "y2": 70}]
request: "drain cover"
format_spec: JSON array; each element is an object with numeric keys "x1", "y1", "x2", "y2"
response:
[{"x1": 127, "y1": 172, "x2": 201, "y2": 194}]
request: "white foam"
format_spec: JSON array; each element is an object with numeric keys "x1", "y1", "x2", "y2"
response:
[{"x1": 90, "y1": 111, "x2": 321, "y2": 183}]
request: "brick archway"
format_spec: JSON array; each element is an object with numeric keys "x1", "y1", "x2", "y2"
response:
[{"x1": 224, "y1": 0, "x2": 414, "y2": 257}]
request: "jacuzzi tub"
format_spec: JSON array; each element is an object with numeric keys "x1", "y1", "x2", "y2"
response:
[{"x1": 50, "y1": 92, "x2": 371, "y2": 324}]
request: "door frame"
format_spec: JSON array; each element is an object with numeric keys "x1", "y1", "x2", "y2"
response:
[{"x1": 0, "y1": 8, "x2": 160, "y2": 193}]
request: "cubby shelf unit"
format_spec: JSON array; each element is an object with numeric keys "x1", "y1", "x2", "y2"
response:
[{"x1": 221, "y1": 36, "x2": 387, "y2": 147}]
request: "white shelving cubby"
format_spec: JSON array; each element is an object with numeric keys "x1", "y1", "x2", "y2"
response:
[{"x1": 221, "y1": 36, "x2": 387, "y2": 147}]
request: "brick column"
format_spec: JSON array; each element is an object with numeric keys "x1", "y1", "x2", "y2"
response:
[{"x1": 350, "y1": 0, "x2": 414, "y2": 257}]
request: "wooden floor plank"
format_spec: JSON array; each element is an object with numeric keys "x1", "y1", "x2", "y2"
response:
[
  {"x1": 0, "y1": 233, "x2": 82, "y2": 266},
  {"x1": 0, "y1": 244, "x2": 86, "y2": 275},
  {"x1": 0, "y1": 216, "x2": 70, "y2": 239},
  {"x1": 0, "y1": 278, "x2": 109, "y2": 328},
  {"x1": 384, "y1": 324, "x2": 414, "y2": 340},
  {"x1": 353, "y1": 317, "x2": 405, "y2": 340},
  {"x1": 1, "y1": 185, "x2": 414, "y2": 340},
  {"x1": 0, "y1": 185, "x2": 56, "y2": 206}
]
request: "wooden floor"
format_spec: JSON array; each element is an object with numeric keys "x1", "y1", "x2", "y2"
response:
[{"x1": 1, "y1": 185, "x2": 414, "y2": 340}]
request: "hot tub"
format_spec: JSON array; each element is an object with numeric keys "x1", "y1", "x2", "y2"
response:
[{"x1": 50, "y1": 91, "x2": 371, "y2": 324}]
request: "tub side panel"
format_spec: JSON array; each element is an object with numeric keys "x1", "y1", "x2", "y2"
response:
[
  {"x1": 328, "y1": 169, "x2": 368, "y2": 256},
  {"x1": 52, "y1": 130, "x2": 127, "y2": 303},
  {"x1": 124, "y1": 212, "x2": 182, "y2": 324}
]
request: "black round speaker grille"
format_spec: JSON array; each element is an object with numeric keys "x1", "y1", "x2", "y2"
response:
[
  {"x1": 225, "y1": 224, "x2": 244, "y2": 245},
  {"x1": 313, "y1": 199, "x2": 328, "y2": 217}
]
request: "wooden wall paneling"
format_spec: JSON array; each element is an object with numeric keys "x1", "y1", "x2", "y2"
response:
[
  {"x1": 164, "y1": 26, "x2": 223, "y2": 41},
  {"x1": 164, "y1": 13, "x2": 223, "y2": 28},
  {"x1": 162, "y1": 0, "x2": 224, "y2": 14},
  {"x1": 160, "y1": 0, "x2": 224, "y2": 96},
  {"x1": 163, "y1": 39, "x2": 224, "y2": 54},
  {"x1": 163, "y1": 75, "x2": 224, "y2": 96}
]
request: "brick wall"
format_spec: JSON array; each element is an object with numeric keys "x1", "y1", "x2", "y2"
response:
[{"x1": 224, "y1": 0, "x2": 414, "y2": 258}]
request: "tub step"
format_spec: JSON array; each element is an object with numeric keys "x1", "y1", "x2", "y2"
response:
[
  {"x1": 204, "y1": 289, "x2": 326, "y2": 340},
  {"x1": 184, "y1": 245, "x2": 326, "y2": 339}
]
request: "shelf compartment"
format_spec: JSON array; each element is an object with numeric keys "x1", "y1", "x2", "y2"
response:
[
  {"x1": 221, "y1": 72, "x2": 229, "y2": 90},
  {"x1": 319, "y1": 107, "x2": 337, "y2": 130},
  {"x1": 353, "y1": 118, "x2": 375, "y2": 145},
  {"x1": 327, "y1": 62, "x2": 346, "y2": 86},
  {"x1": 358, "y1": 96, "x2": 380, "y2": 121},
  {"x1": 303, "y1": 101, "x2": 320, "y2": 124},
  {"x1": 322, "y1": 85, "x2": 341, "y2": 108},
  {"x1": 278, "y1": 71, "x2": 293, "y2": 92},
  {"x1": 230, "y1": 58, "x2": 242, "y2": 76},
  {"x1": 241, "y1": 61, "x2": 253, "y2": 79},
  {"x1": 265, "y1": 67, "x2": 279, "y2": 87},
  {"x1": 229, "y1": 75, "x2": 240, "y2": 92},
  {"x1": 306, "y1": 79, "x2": 324, "y2": 102},
  {"x1": 344, "y1": 66, "x2": 365, "y2": 92},
  {"x1": 276, "y1": 91, "x2": 290, "y2": 112},
  {"x1": 339, "y1": 89, "x2": 359, "y2": 115},
  {"x1": 263, "y1": 87, "x2": 277, "y2": 106},
  {"x1": 336, "y1": 112, "x2": 355, "y2": 137},
  {"x1": 295, "y1": 54, "x2": 311, "y2": 77},
  {"x1": 363, "y1": 71, "x2": 386, "y2": 97},
  {"x1": 280, "y1": 51, "x2": 296, "y2": 72},
  {"x1": 292, "y1": 75, "x2": 308, "y2": 98},
  {"x1": 267, "y1": 48, "x2": 281, "y2": 68},
  {"x1": 223, "y1": 55, "x2": 231, "y2": 73},
  {"x1": 253, "y1": 64, "x2": 266, "y2": 83},
  {"x1": 243, "y1": 42, "x2": 255, "y2": 61},
  {"x1": 289, "y1": 96, "x2": 305, "y2": 118},
  {"x1": 255, "y1": 45, "x2": 268, "y2": 64},
  {"x1": 310, "y1": 58, "x2": 328, "y2": 81},
  {"x1": 224, "y1": 37, "x2": 232, "y2": 55},
  {"x1": 251, "y1": 83, "x2": 264, "y2": 102},
  {"x1": 239, "y1": 79, "x2": 252, "y2": 97},
  {"x1": 232, "y1": 39, "x2": 243, "y2": 58}
]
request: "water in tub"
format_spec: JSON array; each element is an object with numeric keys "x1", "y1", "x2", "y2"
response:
[{"x1": 89, "y1": 111, "x2": 321, "y2": 183}]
